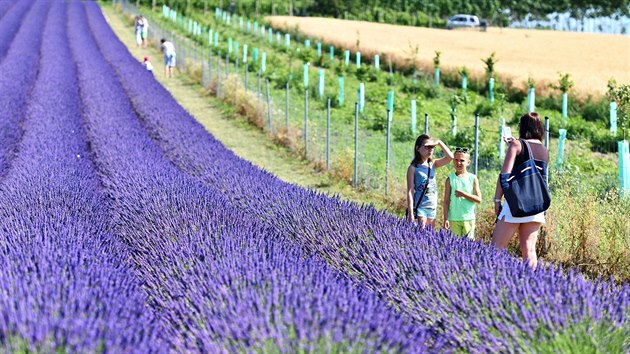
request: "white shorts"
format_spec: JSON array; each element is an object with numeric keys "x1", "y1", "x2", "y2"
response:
[{"x1": 498, "y1": 201, "x2": 545, "y2": 224}]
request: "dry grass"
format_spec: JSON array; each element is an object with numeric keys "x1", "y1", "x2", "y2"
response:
[{"x1": 268, "y1": 16, "x2": 630, "y2": 97}]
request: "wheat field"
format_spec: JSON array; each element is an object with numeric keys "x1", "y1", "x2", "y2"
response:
[{"x1": 268, "y1": 16, "x2": 630, "y2": 96}]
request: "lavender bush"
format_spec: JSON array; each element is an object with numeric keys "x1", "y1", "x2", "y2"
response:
[
  {"x1": 0, "y1": 2, "x2": 161, "y2": 352},
  {"x1": 85, "y1": 2, "x2": 630, "y2": 351},
  {"x1": 0, "y1": 0, "x2": 34, "y2": 62},
  {"x1": 0, "y1": 0, "x2": 47, "y2": 177},
  {"x1": 64, "y1": 2, "x2": 446, "y2": 351},
  {"x1": 0, "y1": 0, "x2": 627, "y2": 351}
]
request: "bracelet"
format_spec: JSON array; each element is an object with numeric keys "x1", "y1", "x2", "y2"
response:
[{"x1": 493, "y1": 198, "x2": 502, "y2": 203}]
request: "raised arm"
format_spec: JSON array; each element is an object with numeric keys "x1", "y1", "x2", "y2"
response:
[{"x1": 433, "y1": 140, "x2": 454, "y2": 168}]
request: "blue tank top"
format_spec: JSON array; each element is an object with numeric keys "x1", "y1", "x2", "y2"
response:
[{"x1": 413, "y1": 163, "x2": 437, "y2": 210}]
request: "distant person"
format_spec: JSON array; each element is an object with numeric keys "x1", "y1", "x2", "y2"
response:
[
  {"x1": 491, "y1": 112, "x2": 550, "y2": 269},
  {"x1": 134, "y1": 15, "x2": 144, "y2": 48},
  {"x1": 140, "y1": 15, "x2": 149, "y2": 48},
  {"x1": 406, "y1": 135, "x2": 454, "y2": 228},
  {"x1": 143, "y1": 56, "x2": 153, "y2": 74},
  {"x1": 442, "y1": 147, "x2": 481, "y2": 239},
  {"x1": 160, "y1": 38, "x2": 176, "y2": 78}
]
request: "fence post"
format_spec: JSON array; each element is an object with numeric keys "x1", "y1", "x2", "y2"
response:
[
  {"x1": 610, "y1": 101, "x2": 618, "y2": 135},
  {"x1": 266, "y1": 78, "x2": 272, "y2": 132},
  {"x1": 285, "y1": 81, "x2": 290, "y2": 129},
  {"x1": 338, "y1": 76, "x2": 344, "y2": 106},
  {"x1": 245, "y1": 63, "x2": 249, "y2": 91},
  {"x1": 354, "y1": 102, "x2": 359, "y2": 189},
  {"x1": 474, "y1": 113, "x2": 479, "y2": 175},
  {"x1": 257, "y1": 71, "x2": 261, "y2": 104},
  {"x1": 318, "y1": 69, "x2": 325, "y2": 99},
  {"x1": 201, "y1": 49, "x2": 206, "y2": 86},
  {"x1": 462, "y1": 73, "x2": 467, "y2": 91},
  {"x1": 216, "y1": 52, "x2": 221, "y2": 97},
  {"x1": 451, "y1": 108, "x2": 457, "y2": 136},
  {"x1": 562, "y1": 92, "x2": 568, "y2": 120},
  {"x1": 489, "y1": 78, "x2": 495, "y2": 103},
  {"x1": 544, "y1": 116, "x2": 550, "y2": 185},
  {"x1": 304, "y1": 90, "x2": 309, "y2": 158},
  {"x1": 557, "y1": 129, "x2": 567, "y2": 171},
  {"x1": 358, "y1": 83, "x2": 365, "y2": 112},
  {"x1": 208, "y1": 48, "x2": 213, "y2": 84},
  {"x1": 527, "y1": 87, "x2": 536, "y2": 112},
  {"x1": 424, "y1": 113, "x2": 429, "y2": 134},
  {"x1": 327, "y1": 97, "x2": 331, "y2": 170},
  {"x1": 385, "y1": 109, "x2": 392, "y2": 196},
  {"x1": 499, "y1": 120, "x2": 505, "y2": 159},
  {"x1": 303, "y1": 64, "x2": 309, "y2": 158},
  {"x1": 619, "y1": 140, "x2": 630, "y2": 197},
  {"x1": 385, "y1": 90, "x2": 394, "y2": 196},
  {"x1": 225, "y1": 52, "x2": 229, "y2": 78},
  {"x1": 434, "y1": 68, "x2": 440, "y2": 88}
]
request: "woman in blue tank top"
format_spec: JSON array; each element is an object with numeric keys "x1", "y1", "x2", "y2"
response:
[{"x1": 406, "y1": 134, "x2": 454, "y2": 227}]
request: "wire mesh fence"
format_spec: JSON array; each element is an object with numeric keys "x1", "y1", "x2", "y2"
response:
[{"x1": 116, "y1": 1, "x2": 626, "y2": 203}]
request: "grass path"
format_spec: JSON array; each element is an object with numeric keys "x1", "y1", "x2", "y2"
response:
[{"x1": 101, "y1": 6, "x2": 395, "y2": 212}]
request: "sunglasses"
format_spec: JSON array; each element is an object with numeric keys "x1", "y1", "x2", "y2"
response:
[{"x1": 455, "y1": 147, "x2": 469, "y2": 153}]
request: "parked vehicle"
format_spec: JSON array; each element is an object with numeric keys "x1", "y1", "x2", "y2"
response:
[{"x1": 446, "y1": 14, "x2": 480, "y2": 29}]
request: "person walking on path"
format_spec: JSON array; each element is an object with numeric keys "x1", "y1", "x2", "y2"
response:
[
  {"x1": 491, "y1": 112, "x2": 549, "y2": 269},
  {"x1": 140, "y1": 15, "x2": 148, "y2": 48},
  {"x1": 160, "y1": 38, "x2": 176, "y2": 78},
  {"x1": 134, "y1": 15, "x2": 144, "y2": 48},
  {"x1": 443, "y1": 148, "x2": 482, "y2": 239},
  {"x1": 406, "y1": 134, "x2": 454, "y2": 228}
]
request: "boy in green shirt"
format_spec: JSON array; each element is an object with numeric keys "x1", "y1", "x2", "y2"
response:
[{"x1": 442, "y1": 148, "x2": 482, "y2": 239}]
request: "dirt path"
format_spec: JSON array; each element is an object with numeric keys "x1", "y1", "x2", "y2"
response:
[{"x1": 101, "y1": 6, "x2": 388, "y2": 210}]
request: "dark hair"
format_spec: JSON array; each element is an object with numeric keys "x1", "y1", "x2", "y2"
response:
[
  {"x1": 411, "y1": 134, "x2": 433, "y2": 165},
  {"x1": 519, "y1": 112, "x2": 544, "y2": 141},
  {"x1": 160, "y1": 38, "x2": 166, "y2": 44}
]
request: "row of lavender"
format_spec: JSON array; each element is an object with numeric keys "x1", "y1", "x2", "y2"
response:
[
  {"x1": 68, "y1": 1, "x2": 441, "y2": 351},
  {"x1": 0, "y1": 0, "x2": 445, "y2": 351},
  {"x1": 0, "y1": 1, "x2": 162, "y2": 352},
  {"x1": 87, "y1": 2, "x2": 630, "y2": 352}
]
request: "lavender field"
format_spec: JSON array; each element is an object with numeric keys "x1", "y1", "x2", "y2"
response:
[{"x1": 0, "y1": 0, "x2": 628, "y2": 352}]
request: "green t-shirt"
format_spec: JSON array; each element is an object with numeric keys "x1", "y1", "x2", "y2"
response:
[{"x1": 448, "y1": 172, "x2": 476, "y2": 221}]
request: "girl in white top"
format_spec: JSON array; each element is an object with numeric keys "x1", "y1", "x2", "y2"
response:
[{"x1": 491, "y1": 112, "x2": 549, "y2": 269}]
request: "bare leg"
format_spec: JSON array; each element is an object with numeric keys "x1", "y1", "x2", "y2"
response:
[
  {"x1": 518, "y1": 222, "x2": 541, "y2": 269},
  {"x1": 417, "y1": 217, "x2": 427, "y2": 228},
  {"x1": 491, "y1": 219, "x2": 519, "y2": 249},
  {"x1": 426, "y1": 218, "x2": 436, "y2": 228}
]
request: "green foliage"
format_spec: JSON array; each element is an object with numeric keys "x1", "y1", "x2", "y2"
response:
[
  {"x1": 433, "y1": 51, "x2": 441, "y2": 69},
  {"x1": 475, "y1": 100, "x2": 499, "y2": 117},
  {"x1": 355, "y1": 65, "x2": 381, "y2": 83},
  {"x1": 298, "y1": 47, "x2": 315, "y2": 64},
  {"x1": 531, "y1": 320, "x2": 629, "y2": 354},
  {"x1": 481, "y1": 52, "x2": 498, "y2": 78},
  {"x1": 443, "y1": 130, "x2": 476, "y2": 150},
  {"x1": 607, "y1": 79, "x2": 630, "y2": 133},
  {"x1": 550, "y1": 72, "x2": 574, "y2": 93},
  {"x1": 527, "y1": 76, "x2": 535, "y2": 89}
]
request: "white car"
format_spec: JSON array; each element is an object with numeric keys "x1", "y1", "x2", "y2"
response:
[{"x1": 446, "y1": 15, "x2": 480, "y2": 29}]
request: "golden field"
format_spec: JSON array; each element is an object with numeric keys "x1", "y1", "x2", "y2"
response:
[{"x1": 268, "y1": 16, "x2": 630, "y2": 96}]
